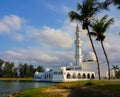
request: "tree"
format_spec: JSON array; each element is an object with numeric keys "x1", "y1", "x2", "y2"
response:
[
  {"x1": 0, "y1": 59, "x2": 4, "y2": 77},
  {"x1": 115, "y1": 69, "x2": 120, "y2": 79},
  {"x1": 69, "y1": 0, "x2": 104, "y2": 80},
  {"x1": 90, "y1": 15, "x2": 114, "y2": 79},
  {"x1": 29, "y1": 65, "x2": 35, "y2": 77},
  {"x1": 3, "y1": 62, "x2": 14, "y2": 78},
  {"x1": 103, "y1": 0, "x2": 120, "y2": 9},
  {"x1": 111, "y1": 65, "x2": 119, "y2": 78},
  {"x1": 19, "y1": 63, "x2": 30, "y2": 78},
  {"x1": 36, "y1": 66, "x2": 45, "y2": 72}
]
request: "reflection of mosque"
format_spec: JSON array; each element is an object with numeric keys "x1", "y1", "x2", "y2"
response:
[{"x1": 34, "y1": 25, "x2": 115, "y2": 82}]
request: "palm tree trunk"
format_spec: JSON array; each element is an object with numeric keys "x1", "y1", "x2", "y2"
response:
[
  {"x1": 87, "y1": 28, "x2": 101, "y2": 80},
  {"x1": 101, "y1": 41, "x2": 110, "y2": 80}
]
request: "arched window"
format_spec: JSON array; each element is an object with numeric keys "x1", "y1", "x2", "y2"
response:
[
  {"x1": 44, "y1": 75, "x2": 46, "y2": 79},
  {"x1": 78, "y1": 73, "x2": 81, "y2": 79},
  {"x1": 91, "y1": 74, "x2": 95, "y2": 79},
  {"x1": 82, "y1": 73, "x2": 86, "y2": 79},
  {"x1": 87, "y1": 74, "x2": 90, "y2": 79},
  {"x1": 73, "y1": 73, "x2": 76, "y2": 78},
  {"x1": 67, "y1": 73, "x2": 71, "y2": 78}
]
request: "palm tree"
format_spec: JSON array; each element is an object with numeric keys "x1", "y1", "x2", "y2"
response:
[
  {"x1": 69, "y1": 0, "x2": 104, "y2": 80},
  {"x1": 90, "y1": 15, "x2": 114, "y2": 80},
  {"x1": 111, "y1": 65, "x2": 119, "y2": 78},
  {"x1": 103, "y1": 0, "x2": 120, "y2": 9}
]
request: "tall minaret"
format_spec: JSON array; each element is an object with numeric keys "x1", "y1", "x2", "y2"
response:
[{"x1": 75, "y1": 25, "x2": 82, "y2": 67}]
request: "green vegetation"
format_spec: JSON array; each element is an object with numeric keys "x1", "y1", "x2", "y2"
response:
[
  {"x1": 14, "y1": 80, "x2": 120, "y2": 97},
  {"x1": 0, "y1": 78, "x2": 33, "y2": 80},
  {"x1": 90, "y1": 15, "x2": 114, "y2": 80},
  {"x1": 0, "y1": 59, "x2": 45, "y2": 78}
]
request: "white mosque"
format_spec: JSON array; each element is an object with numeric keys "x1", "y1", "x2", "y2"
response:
[{"x1": 34, "y1": 25, "x2": 115, "y2": 82}]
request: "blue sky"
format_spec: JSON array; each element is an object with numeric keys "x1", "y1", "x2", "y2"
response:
[{"x1": 0, "y1": 0, "x2": 120, "y2": 67}]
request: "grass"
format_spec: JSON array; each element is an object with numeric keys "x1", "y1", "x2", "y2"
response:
[
  {"x1": 13, "y1": 80, "x2": 120, "y2": 97},
  {"x1": 0, "y1": 78, "x2": 33, "y2": 80}
]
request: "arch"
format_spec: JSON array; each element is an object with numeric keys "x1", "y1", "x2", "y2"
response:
[
  {"x1": 44, "y1": 75, "x2": 46, "y2": 79},
  {"x1": 82, "y1": 73, "x2": 86, "y2": 79},
  {"x1": 67, "y1": 73, "x2": 71, "y2": 79},
  {"x1": 91, "y1": 74, "x2": 95, "y2": 79},
  {"x1": 87, "y1": 73, "x2": 90, "y2": 79},
  {"x1": 73, "y1": 73, "x2": 76, "y2": 78},
  {"x1": 78, "y1": 73, "x2": 81, "y2": 79}
]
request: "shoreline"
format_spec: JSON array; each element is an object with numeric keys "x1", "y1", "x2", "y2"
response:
[
  {"x1": 0, "y1": 78, "x2": 33, "y2": 80},
  {"x1": 11, "y1": 80, "x2": 120, "y2": 97}
]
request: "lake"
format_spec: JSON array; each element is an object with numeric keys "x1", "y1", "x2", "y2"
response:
[{"x1": 0, "y1": 80, "x2": 55, "y2": 97}]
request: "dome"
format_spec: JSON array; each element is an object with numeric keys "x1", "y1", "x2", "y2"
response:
[
  {"x1": 35, "y1": 71, "x2": 39, "y2": 75},
  {"x1": 86, "y1": 51, "x2": 96, "y2": 61},
  {"x1": 45, "y1": 68, "x2": 50, "y2": 71}
]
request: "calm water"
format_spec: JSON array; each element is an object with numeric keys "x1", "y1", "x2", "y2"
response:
[{"x1": 0, "y1": 80, "x2": 55, "y2": 97}]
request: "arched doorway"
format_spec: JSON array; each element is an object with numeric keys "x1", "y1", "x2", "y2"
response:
[
  {"x1": 82, "y1": 73, "x2": 86, "y2": 79},
  {"x1": 87, "y1": 74, "x2": 90, "y2": 79},
  {"x1": 91, "y1": 74, "x2": 95, "y2": 79},
  {"x1": 67, "y1": 73, "x2": 71, "y2": 79},
  {"x1": 78, "y1": 73, "x2": 81, "y2": 79}
]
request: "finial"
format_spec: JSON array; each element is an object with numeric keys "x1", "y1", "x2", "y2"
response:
[{"x1": 76, "y1": 24, "x2": 80, "y2": 32}]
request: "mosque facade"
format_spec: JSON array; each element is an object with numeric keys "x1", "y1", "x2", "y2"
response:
[{"x1": 34, "y1": 25, "x2": 114, "y2": 82}]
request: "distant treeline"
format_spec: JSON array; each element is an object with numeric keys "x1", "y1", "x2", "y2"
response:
[{"x1": 0, "y1": 59, "x2": 45, "y2": 78}]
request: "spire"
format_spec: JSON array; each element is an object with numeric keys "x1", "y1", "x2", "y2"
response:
[{"x1": 75, "y1": 25, "x2": 82, "y2": 67}]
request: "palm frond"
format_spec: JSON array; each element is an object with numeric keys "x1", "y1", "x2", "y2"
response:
[
  {"x1": 103, "y1": 18, "x2": 114, "y2": 31},
  {"x1": 68, "y1": 11, "x2": 82, "y2": 22},
  {"x1": 89, "y1": 32, "x2": 97, "y2": 37},
  {"x1": 91, "y1": 15, "x2": 114, "y2": 41},
  {"x1": 77, "y1": 3, "x2": 82, "y2": 11}
]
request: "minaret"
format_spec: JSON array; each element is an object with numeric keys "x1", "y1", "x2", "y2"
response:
[{"x1": 75, "y1": 25, "x2": 82, "y2": 67}]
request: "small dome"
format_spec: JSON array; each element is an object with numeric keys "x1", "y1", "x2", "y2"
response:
[
  {"x1": 35, "y1": 71, "x2": 39, "y2": 75},
  {"x1": 45, "y1": 68, "x2": 50, "y2": 71},
  {"x1": 86, "y1": 51, "x2": 96, "y2": 61}
]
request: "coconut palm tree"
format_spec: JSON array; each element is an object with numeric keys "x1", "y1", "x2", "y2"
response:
[
  {"x1": 69, "y1": 0, "x2": 104, "y2": 80},
  {"x1": 111, "y1": 65, "x2": 119, "y2": 78},
  {"x1": 103, "y1": 0, "x2": 120, "y2": 9},
  {"x1": 90, "y1": 15, "x2": 114, "y2": 80}
]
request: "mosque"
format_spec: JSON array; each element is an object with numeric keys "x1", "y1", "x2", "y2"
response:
[{"x1": 34, "y1": 25, "x2": 115, "y2": 82}]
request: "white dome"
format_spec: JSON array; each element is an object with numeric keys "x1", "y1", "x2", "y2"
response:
[
  {"x1": 45, "y1": 68, "x2": 50, "y2": 71},
  {"x1": 35, "y1": 71, "x2": 39, "y2": 75},
  {"x1": 86, "y1": 51, "x2": 96, "y2": 61}
]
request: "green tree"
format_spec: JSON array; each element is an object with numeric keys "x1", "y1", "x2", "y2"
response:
[
  {"x1": 90, "y1": 15, "x2": 114, "y2": 79},
  {"x1": 111, "y1": 65, "x2": 119, "y2": 78},
  {"x1": 69, "y1": 0, "x2": 104, "y2": 80},
  {"x1": 13, "y1": 67, "x2": 18, "y2": 78},
  {"x1": 0, "y1": 59, "x2": 4, "y2": 77},
  {"x1": 19, "y1": 63, "x2": 24, "y2": 78},
  {"x1": 36, "y1": 66, "x2": 45, "y2": 72},
  {"x1": 29, "y1": 65, "x2": 35, "y2": 77},
  {"x1": 19, "y1": 63, "x2": 30, "y2": 78},
  {"x1": 116, "y1": 69, "x2": 120, "y2": 79},
  {"x1": 3, "y1": 62, "x2": 14, "y2": 78},
  {"x1": 103, "y1": 0, "x2": 120, "y2": 9},
  {"x1": 19, "y1": 63, "x2": 35, "y2": 78}
]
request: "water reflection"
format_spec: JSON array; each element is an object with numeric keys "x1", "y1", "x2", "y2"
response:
[{"x1": 0, "y1": 80, "x2": 54, "y2": 97}]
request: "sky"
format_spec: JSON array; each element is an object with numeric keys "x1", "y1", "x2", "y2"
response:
[{"x1": 0, "y1": 0, "x2": 120, "y2": 68}]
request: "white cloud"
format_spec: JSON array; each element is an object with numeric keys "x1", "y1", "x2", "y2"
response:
[
  {"x1": 26, "y1": 25, "x2": 74, "y2": 49},
  {"x1": 0, "y1": 14, "x2": 25, "y2": 41},
  {"x1": 0, "y1": 14, "x2": 120, "y2": 67},
  {"x1": 3, "y1": 15, "x2": 23, "y2": 30}
]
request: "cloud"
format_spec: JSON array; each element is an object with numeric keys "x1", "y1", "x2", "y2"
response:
[
  {"x1": 26, "y1": 25, "x2": 74, "y2": 49},
  {"x1": 0, "y1": 14, "x2": 25, "y2": 41},
  {"x1": 0, "y1": 14, "x2": 120, "y2": 67}
]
